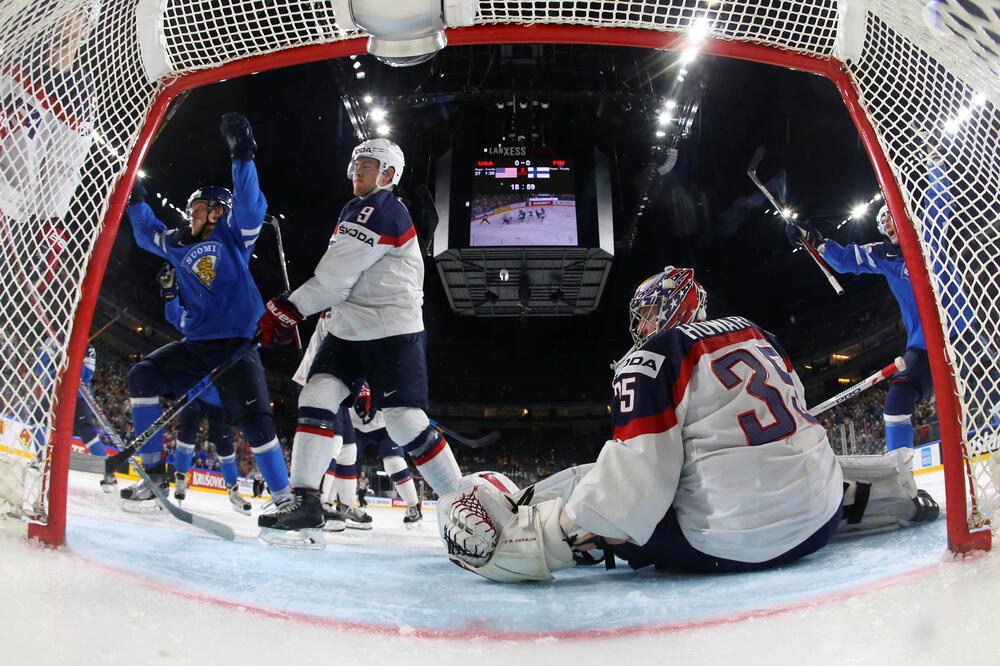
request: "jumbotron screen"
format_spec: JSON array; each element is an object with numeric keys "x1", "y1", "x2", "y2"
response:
[{"x1": 469, "y1": 155, "x2": 578, "y2": 247}]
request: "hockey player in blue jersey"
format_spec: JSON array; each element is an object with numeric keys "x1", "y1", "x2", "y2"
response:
[
  {"x1": 32, "y1": 335, "x2": 116, "y2": 491},
  {"x1": 121, "y1": 112, "x2": 291, "y2": 512},
  {"x1": 785, "y1": 168, "x2": 979, "y2": 451},
  {"x1": 438, "y1": 267, "x2": 938, "y2": 583},
  {"x1": 255, "y1": 137, "x2": 462, "y2": 548},
  {"x1": 158, "y1": 263, "x2": 252, "y2": 514}
]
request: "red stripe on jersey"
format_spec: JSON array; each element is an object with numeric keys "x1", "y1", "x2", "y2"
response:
[
  {"x1": 334, "y1": 473, "x2": 358, "y2": 480},
  {"x1": 377, "y1": 224, "x2": 416, "y2": 247},
  {"x1": 296, "y1": 425, "x2": 335, "y2": 438},
  {"x1": 412, "y1": 436, "x2": 447, "y2": 465},
  {"x1": 613, "y1": 327, "x2": 770, "y2": 441}
]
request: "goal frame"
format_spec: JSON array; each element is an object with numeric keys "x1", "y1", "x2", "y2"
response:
[{"x1": 33, "y1": 24, "x2": 987, "y2": 554}]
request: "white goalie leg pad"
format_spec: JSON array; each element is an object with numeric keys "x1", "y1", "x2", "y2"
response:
[
  {"x1": 440, "y1": 483, "x2": 574, "y2": 583},
  {"x1": 836, "y1": 448, "x2": 930, "y2": 534},
  {"x1": 515, "y1": 463, "x2": 595, "y2": 505}
]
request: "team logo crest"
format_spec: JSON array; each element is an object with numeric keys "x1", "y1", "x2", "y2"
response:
[
  {"x1": 182, "y1": 241, "x2": 222, "y2": 289},
  {"x1": 19, "y1": 429, "x2": 30, "y2": 446}
]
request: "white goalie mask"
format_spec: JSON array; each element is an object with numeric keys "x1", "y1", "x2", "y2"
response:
[{"x1": 346, "y1": 138, "x2": 405, "y2": 190}]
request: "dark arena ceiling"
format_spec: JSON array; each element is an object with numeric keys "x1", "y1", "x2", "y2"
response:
[{"x1": 96, "y1": 42, "x2": 899, "y2": 429}]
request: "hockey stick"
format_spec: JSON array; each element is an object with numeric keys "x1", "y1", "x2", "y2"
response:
[
  {"x1": 78, "y1": 384, "x2": 235, "y2": 541},
  {"x1": 88, "y1": 308, "x2": 126, "y2": 341},
  {"x1": 748, "y1": 147, "x2": 844, "y2": 295},
  {"x1": 429, "y1": 418, "x2": 501, "y2": 448},
  {"x1": 104, "y1": 342, "x2": 256, "y2": 473},
  {"x1": 265, "y1": 214, "x2": 302, "y2": 352},
  {"x1": 809, "y1": 356, "x2": 905, "y2": 417}
]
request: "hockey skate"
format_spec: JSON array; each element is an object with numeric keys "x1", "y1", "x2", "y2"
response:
[
  {"x1": 227, "y1": 483, "x2": 251, "y2": 515},
  {"x1": 99, "y1": 470, "x2": 118, "y2": 493},
  {"x1": 322, "y1": 502, "x2": 346, "y2": 533},
  {"x1": 403, "y1": 502, "x2": 423, "y2": 530},
  {"x1": 120, "y1": 466, "x2": 169, "y2": 514},
  {"x1": 173, "y1": 471, "x2": 187, "y2": 501},
  {"x1": 257, "y1": 489, "x2": 325, "y2": 549},
  {"x1": 338, "y1": 501, "x2": 373, "y2": 530}
]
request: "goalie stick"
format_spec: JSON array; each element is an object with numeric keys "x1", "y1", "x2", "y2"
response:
[
  {"x1": 429, "y1": 418, "x2": 501, "y2": 449},
  {"x1": 747, "y1": 147, "x2": 844, "y2": 295},
  {"x1": 78, "y1": 384, "x2": 235, "y2": 541},
  {"x1": 104, "y1": 342, "x2": 256, "y2": 474},
  {"x1": 809, "y1": 356, "x2": 905, "y2": 417}
]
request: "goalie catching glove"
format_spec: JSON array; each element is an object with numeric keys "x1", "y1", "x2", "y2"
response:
[{"x1": 439, "y1": 482, "x2": 577, "y2": 582}]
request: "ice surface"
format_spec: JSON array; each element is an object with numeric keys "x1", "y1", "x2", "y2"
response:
[{"x1": 0, "y1": 468, "x2": 996, "y2": 665}]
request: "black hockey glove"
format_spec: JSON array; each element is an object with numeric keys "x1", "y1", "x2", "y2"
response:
[
  {"x1": 129, "y1": 178, "x2": 147, "y2": 206},
  {"x1": 255, "y1": 293, "x2": 303, "y2": 348},
  {"x1": 352, "y1": 379, "x2": 375, "y2": 424},
  {"x1": 167, "y1": 224, "x2": 197, "y2": 247},
  {"x1": 220, "y1": 112, "x2": 257, "y2": 161},
  {"x1": 784, "y1": 221, "x2": 823, "y2": 249},
  {"x1": 156, "y1": 263, "x2": 178, "y2": 301}
]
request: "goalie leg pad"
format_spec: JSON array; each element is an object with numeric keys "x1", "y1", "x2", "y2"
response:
[{"x1": 836, "y1": 449, "x2": 938, "y2": 535}]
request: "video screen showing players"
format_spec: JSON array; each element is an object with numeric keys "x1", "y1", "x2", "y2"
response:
[{"x1": 469, "y1": 156, "x2": 578, "y2": 247}]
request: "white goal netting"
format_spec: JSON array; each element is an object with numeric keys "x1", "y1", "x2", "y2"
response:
[{"x1": 0, "y1": 0, "x2": 996, "y2": 550}]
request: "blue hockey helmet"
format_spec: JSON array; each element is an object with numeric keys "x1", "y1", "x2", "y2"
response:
[
  {"x1": 186, "y1": 186, "x2": 233, "y2": 218},
  {"x1": 628, "y1": 266, "x2": 707, "y2": 346}
]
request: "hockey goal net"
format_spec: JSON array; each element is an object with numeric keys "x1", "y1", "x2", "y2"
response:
[{"x1": 0, "y1": 0, "x2": 996, "y2": 552}]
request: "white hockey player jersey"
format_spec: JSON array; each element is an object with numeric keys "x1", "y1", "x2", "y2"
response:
[
  {"x1": 565, "y1": 316, "x2": 843, "y2": 563},
  {"x1": 0, "y1": 55, "x2": 93, "y2": 221},
  {"x1": 288, "y1": 189, "x2": 424, "y2": 341}
]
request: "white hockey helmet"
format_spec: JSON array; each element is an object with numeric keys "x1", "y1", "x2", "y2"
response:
[
  {"x1": 876, "y1": 204, "x2": 891, "y2": 235},
  {"x1": 628, "y1": 266, "x2": 707, "y2": 346},
  {"x1": 347, "y1": 138, "x2": 405, "y2": 189}
]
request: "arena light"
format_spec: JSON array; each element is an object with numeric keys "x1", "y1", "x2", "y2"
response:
[
  {"x1": 850, "y1": 203, "x2": 869, "y2": 219},
  {"x1": 363, "y1": 94, "x2": 373, "y2": 104},
  {"x1": 376, "y1": 124, "x2": 391, "y2": 135},
  {"x1": 332, "y1": 0, "x2": 479, "y2": 67},
  {"x1": 370, "y1": 107, "x2": 387, "y2": 122}
]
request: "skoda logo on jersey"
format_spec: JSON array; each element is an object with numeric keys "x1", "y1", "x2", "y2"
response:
[
  {"x1": 182, "y1": 241, "x2": 222, "y2": 289},
  {"x1": 614, "y1": 350, "x2": 666, "y2": 379}
]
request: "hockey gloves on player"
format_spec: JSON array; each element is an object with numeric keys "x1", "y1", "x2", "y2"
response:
[
  {"x1": 220, "y1": 112, "x2": 257, "y2": 161},
  {"x1": 256, "y1": 294, "x2": 303, "y2": 348},
  {"x1": 353, "y1": 380, "x2": 375, "y2": 424},
  {"x1": 439, "y1": 483, "x2": 576, "y2": 582},
  {"x1": 784, "y1": 221, "x2": 824, "y2": 250},
  {"x1": 128, "y1": 178, "x2": 147, "y2": 206},
  {"x1": 156, "y1": 263, "x2": 178, "y2": 301}
]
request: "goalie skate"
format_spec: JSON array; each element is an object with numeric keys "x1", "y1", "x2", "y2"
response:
[
  {"x1": 257, "y1": 489, "x2": 325, "y2": 549},
  {"x1": 228, "y1": 484, "x2": 251, "y2": 515},
  {"x1": 120, "y1": 468, "x2": 169, "y2": 514},
  {"x1": 403, "y1": 502, "x2": 423, "y2": 529}
]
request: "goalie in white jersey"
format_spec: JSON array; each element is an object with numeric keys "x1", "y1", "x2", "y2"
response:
[{"x1": 440, "y1": 267, "x2": 938, "y2": 582}]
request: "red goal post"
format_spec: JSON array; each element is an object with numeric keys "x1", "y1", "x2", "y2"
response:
[{"x1": 1, "y1": 1, "x2": 995, "y2": 554}]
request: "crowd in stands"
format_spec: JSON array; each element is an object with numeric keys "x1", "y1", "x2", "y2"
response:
[{"x1": 82, "y1": 348, "x2": 940, "y2": 498}]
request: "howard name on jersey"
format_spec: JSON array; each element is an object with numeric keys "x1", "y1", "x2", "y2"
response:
[
  {"x1": 289, "y1": 189, "x2": 424, "y2": 341},
  {"x1": 565, "y1": 316, "x2": 842, "y2": 564}
]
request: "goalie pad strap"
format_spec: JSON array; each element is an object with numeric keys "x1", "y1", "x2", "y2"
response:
[{"x1": 842, "y1": 480, "x2": 871, "y2": 525}]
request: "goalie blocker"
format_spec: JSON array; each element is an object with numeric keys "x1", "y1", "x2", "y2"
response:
[{"x1": 439, "y1": 452, "x2": 938, "y2": 583}]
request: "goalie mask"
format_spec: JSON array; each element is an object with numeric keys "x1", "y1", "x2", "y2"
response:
[
  {"x1": 628, "y1": 266, "x2": 707, "y2": 347},
  {"x1": 185, "y1": 186, "x2": 233, "y2": 219},
  {"x1": 876, "y1": 204, "x2": 891, "y2": 235},
  {"x1": 347, "y1": 138, "x2": 405, "y2": 190}
]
